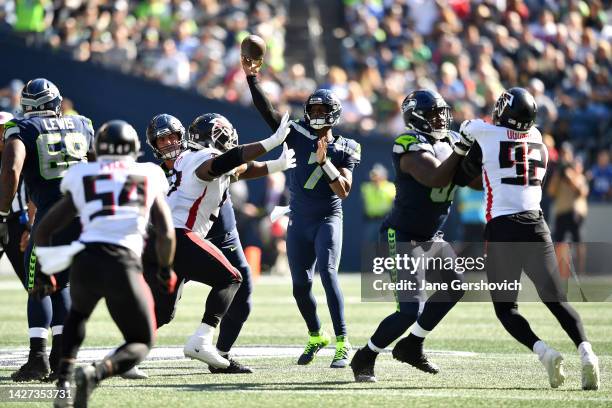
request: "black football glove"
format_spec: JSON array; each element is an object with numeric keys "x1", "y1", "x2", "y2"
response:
[
  {"x1": 0, "y1": 211, "x2": 9, "y2": 249},
  {"x1": 157, "y1": 266, "x2": 178, "y2": 294},
  {"x1": 29, "y1": 273, "x2": 58, "y2": 299}
]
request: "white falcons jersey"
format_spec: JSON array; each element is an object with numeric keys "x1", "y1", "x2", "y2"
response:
[
  {"x1": 167, "y1": 148, "x2": 230, "y2": 237},
  {"x1": 60, "y1": 159, "x2": 168, "y2": 256},
  {"x1": 460, "y1": 119, "x2": 548, "y2": 221}
]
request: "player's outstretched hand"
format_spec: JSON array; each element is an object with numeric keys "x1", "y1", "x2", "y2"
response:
[
  {"x1": 241, "y1": 56, "x2": 262, "y2": 76},
  {"x1": 157, "y1": 266, "x2": 178, "y2": 294},
  {"x1": 261, "y1": 112, "x2": 291, "y2": 152},
  {"x1": 266, "y1": 143, "x2": 296, "y2": 173},
  {"x1": 29, "y1": 273, "x2": 57, "y2": 299}
]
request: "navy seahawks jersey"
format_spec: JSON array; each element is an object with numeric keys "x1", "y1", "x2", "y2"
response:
[
  {"x1": 382, "y1": 130, "x2": 459, "y2": 241},
  {"x1": 3, "y1": 114, "x2": 94, "y2": 214},
  {"x1": 285, "y1": 119, "x2": 361, "y2": 218}
]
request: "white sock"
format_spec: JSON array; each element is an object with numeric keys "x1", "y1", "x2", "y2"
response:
[
  {"x1": 533, "y1": 340, "x2": 548, "y2": 359},
  {"x1": 28, "y1": 327, "x2": 49, "y2": 338},
  {"x1": 578, "y1": 341, "x2": 594, "y2": 358},
  {"x1": 194, "y1": 323, "x2": 215, "y2": 339},
  {"x1": 217, "y1": 349, "x2": 228, "y2": 357},
  {"x1": 410, "y1": 322, "x2": 430, "y2": 339},
  {"x1": 367, "y1": 339, "x2": 384, "y2": 353},
  {"x1": 51, "y1": 325, "x2": 63, "y2": 336}
]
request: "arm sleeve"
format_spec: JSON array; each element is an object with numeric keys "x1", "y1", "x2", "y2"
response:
[
  {"x1": 3, "y1": 120, "x2": 22, "y2": 142},
  {"x1": 246, "y1": 75, "x2": 282, "y2": 131},
  {"x1": 453, "y1": 142, "x2": 483, "y2": 186}
]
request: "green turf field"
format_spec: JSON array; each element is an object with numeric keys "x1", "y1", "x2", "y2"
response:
[{"x1": 0, "y1": 274, "x2": 610, "y2": 407}]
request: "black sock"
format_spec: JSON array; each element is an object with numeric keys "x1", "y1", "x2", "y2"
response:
[
  {"x1": 49, "y1": 334, "x2": 62, "y2": 371},
  {"x1": 362, "y1": 345, "x2": 378, "y2": 361},
  {"x1": 57, "y1": 359, "x2": 74, "y2": 383},
  {"x1": 30, "y1": 337, "x2": 47, "y2": 356}
]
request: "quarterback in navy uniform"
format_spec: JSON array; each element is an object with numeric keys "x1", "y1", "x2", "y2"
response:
[
  {"x1": 243, "y1": 58, "x2": 361, "y2": 367},
  {"x1": 350, "y1": 90, "x2": 475, "y2": 382},
  {"x1": 0, "y1": 79, "x2": 95, "y2": 382}
]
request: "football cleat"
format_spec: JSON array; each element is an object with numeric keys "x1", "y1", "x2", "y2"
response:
[
  {"x1": 120, "y1": 365, "x2": 149, "y2": 379},
  {"x1": 53, "y1": 380, "x2": 73, "y2": 408},
  {"x1": 74, "y1": 364, "x2": 98, "y2": 408},
  {"x1": 350, "y1": 348, "x2": 377, "y2": 382},
  {"x1": 392, "y1": 337, "x2": 439, "y2": 374},
  {"x1": 539, "y1": 348, "x2": 565, "y2": 388},
  {"x1": 297, "y1": 331, "x2": 331, "y2": 365},
  {"x1": 581, "y1": 353, "x2": 600, "y2": 391},
  {"x1": 184, "y1": 335, "x2": 230, "y2": 369},
  {"x1": 330, "y1": 338, "x2": 352, "y2": 368},
  {"x1": 209, "y1": 358, "x2": 253, "y2": 374},
  {"x1": 11, "y1": 352, "x2": 50, "y2": 382}
]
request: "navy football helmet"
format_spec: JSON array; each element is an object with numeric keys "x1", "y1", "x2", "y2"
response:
[
  {"x1": 95, "y1": 120, "x2": 140, "y2": 159},
  {"x1": 146, "y1": 113, "x2": 187, "y2": 160},
  {"x1": 401, "y1": 89, "x2": 451, "y2": 140},
  {"x1": 492, "y1": 87, "x2": 537, "y2": 131},
  {"x1": 188, "y1": 113, "x2": 238, "y2": 152},
  {"x1": 304, "y1": 89, "x2": 342, "y2": 130},
  {"x1": 21, "y1": 78, "x2": 62, "y2": 116}
]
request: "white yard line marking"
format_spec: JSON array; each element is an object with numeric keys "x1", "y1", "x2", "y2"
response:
[{"x1": 0, "y1": 346, "x2": 475, "y2": 368}]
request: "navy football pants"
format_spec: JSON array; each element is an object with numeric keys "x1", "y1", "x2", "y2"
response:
[{"x1": 286, "y1": 213, "x2": 346, "y2": 337}]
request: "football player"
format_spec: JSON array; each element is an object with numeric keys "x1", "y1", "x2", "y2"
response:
[
  {"x1": 142, "y1": 111, "x2": 292, "y2": 370},
  {"x1": 33, "y1": 120, "x2": 176, "y2": 408},
  {"x1": 458, "y1": 87, "x2": 600, "y2": 390},
  {"x1": 0, "y1": 112, "x2": 31, "y2": 287},
  {"x1": 350, "y1": 90, "x2": 475, "y2": 382},
  {"x1": 0, "y1": 79, "x2": 95, "y2": 382},
  {"x1": 243, "y1": 58, "x2": 360, "y2": 367},
  {"x1": 140, "y1": 112, "x2": 295, "y2": 373}
]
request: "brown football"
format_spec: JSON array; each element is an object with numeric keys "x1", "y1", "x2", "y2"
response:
[{"x1": 241, "y1": 35, "x2": 266, "y2": 60}]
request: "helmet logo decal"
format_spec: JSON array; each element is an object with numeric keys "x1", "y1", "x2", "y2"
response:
[{"x1": 494, "y1": 91, "x2": 514, "y2": 118}]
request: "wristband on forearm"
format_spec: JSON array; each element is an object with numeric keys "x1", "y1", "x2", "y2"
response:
[{"x1": 320, "y1": 160, "x2": 340, "y2": 183}]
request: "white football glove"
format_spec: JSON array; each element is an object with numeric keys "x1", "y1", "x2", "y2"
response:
[
  {"x1": 260, "y1": 112, "x2": 291, "y2": 152},
  {"x1": 265, "y1": 143, "x2": 296, "y2": 173},
  {"x1": 453, "y1": 127, "x2": 475, "y2": 156}
]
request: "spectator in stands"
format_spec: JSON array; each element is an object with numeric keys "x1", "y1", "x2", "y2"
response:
[
  {"x1": 587, "y1": 150, "x2": 612, "y2": 202},
  {"x1": 0, "y1": 79, "x2": 23, "y2": 117},
  {"x1": 153, "y1": 38, "x2": 190, "y2": 88},
  {"x1": 360, "y1": 163, "x2": 395, "y2": 243},
  {"x1": 548, "y1": 143, "x2": 589, "y2": 244}
]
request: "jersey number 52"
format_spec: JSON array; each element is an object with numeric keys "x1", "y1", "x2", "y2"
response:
[{"x1": 499, "y1": 141, "x2": 547, "y2": 186}]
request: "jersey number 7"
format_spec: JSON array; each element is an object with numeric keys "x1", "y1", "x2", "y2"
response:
[
  {"x1": 84, "y1": 174, "x2": 146, "y2": 219},
  {"x1": 498, "y1": 141, "x2": 547, "y2": 186}
]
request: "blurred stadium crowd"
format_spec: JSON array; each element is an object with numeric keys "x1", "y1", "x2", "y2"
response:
[{"x1": 1, "y1": 0, "x2": 611, "y2": 206}]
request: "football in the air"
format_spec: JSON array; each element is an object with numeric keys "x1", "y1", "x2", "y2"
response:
[{"x1": 241, "y1": 34, "x2": 266, "y2": 60}]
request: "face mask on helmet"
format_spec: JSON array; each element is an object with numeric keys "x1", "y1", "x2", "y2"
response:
[
  {"x1": 146, "y1": 114, "x2": 186, "y2": 160},
  {"x1": 156, "y1": 131, "x2": 184, "y2": 160},
  {"x1": 405, "y1": 104, "x2": 452, "y2": 140},
  {"x1": 304, "y1": 92, "x2": 342, "y2": 130},
  {"x1": 209, "y1": 116, "x2": 238, "y2": 152}
]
